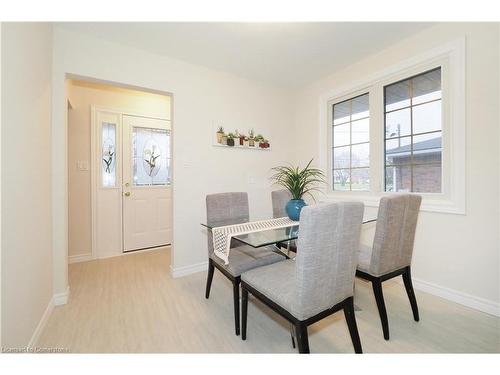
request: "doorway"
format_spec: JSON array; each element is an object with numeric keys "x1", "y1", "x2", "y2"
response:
[{"x1": 67, "y1": 79, "x2": 172, "y2": 262}]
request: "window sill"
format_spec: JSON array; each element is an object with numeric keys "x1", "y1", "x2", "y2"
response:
[{"x1": 319, "y1": 192, "x2": 465, "y2": 215}]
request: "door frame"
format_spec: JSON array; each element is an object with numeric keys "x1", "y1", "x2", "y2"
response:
[{"x1": 90, "y1": 105, "x2": 171, "y2": 259}]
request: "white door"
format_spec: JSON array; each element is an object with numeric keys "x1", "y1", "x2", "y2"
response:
[{"x1": 122, "y1": 115, "x2": 172, "y2": 252}]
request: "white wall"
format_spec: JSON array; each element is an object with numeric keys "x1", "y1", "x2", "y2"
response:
[
  {"x1": 1, "y1": 23, "x2": 54, "y2": 346},
  {"x1": 52, "y1": 27, "x2": 295, "y2": 294},
  {"x1": 293, "y1": 23, "x2": 500, "y2": 314},
  {"x1": 67, "y1": 80, "x2": 171, "y2": 259}
]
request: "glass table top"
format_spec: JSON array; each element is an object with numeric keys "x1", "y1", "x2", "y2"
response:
[{"x1": 201, "y1": 216, "x2": 376, "y2": 248}]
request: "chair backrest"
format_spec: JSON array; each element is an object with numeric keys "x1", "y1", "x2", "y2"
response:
[
  {"x1": 369, "y1": 194, "x2": 422, "y2": 275},
  {"x1": 271, "y1": 189, "x2": 292, "y2": 218},
  {"x1": 206, "y1": 192, "x2": 249, "y2": 255},
  {"x1": 292, "y1": 202, "x2": 364, "y2": 320}
]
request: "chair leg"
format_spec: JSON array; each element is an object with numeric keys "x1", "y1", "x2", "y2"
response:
[
  {"x1": 241, "y1": 287, "x2": 248, "y2": 340},
  {"x1": 372, "y1": 279, "x2": 390, "y2": 340},
  {"x1": 290, "y1": 324, "x2": 296, "y2": 349},
  {"x1": 233, "y1": 280, "x2": 240, "y2": 336},
  {"x1": 402, "y1": 266, "x2": 420, "y2": 322},
  {"x1": 205, "y1": 259, "x2": 215, "y2": 299},
  {"x1": 343, "y1": 297, "x2": 363, "y2": 353},
  {"x1": 295, "y1": 322, "x2": 310, "y2": 354}
]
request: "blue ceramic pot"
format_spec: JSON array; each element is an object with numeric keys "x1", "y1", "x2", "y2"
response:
[{"x1": 286, "y1": 199, "x2": 307, "y2": 221}]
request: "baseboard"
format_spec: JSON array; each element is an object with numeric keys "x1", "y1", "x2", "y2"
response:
[
  {"x1": 408, "y1": 277, "x2": 500, "y2": 317},
  {"x1": 68, "y1": 253, "x2": 94, "y2": 264},
  {"x1": 96, "y1": 245, "x2": 170, "y2": 261},
  {"x1": 28, "y1": 297, "x2": 54, "y2": 348},
  {"x1": 53, "y1": 286, "x2": 70, "y2": 306},
  {"x1": 170, "y1": 261, "x2": 208, "y2": 278}
]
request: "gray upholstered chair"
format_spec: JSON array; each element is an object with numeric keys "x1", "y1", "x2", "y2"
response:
[
  {"x1": 271, "y1": 189, "x2": 292, "y2": 218},
  {"x1": 356, "y1": 194, "x2": 422, "y2": 340},
  {"x1": 271, "y1": 189, "x2": 297, "y2": 253},
  {"x1": 205, "y1": 192, "x2": 285, "y2": 336},
  {"x1": 240, "y1": 202, "x2": 365, "y2": 353}
]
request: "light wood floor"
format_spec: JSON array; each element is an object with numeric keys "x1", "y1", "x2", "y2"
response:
[{"x1": 38, "y1": 248, "x2": 500, "y2": 353}]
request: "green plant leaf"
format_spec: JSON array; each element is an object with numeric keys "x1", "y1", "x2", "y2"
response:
[{"x1": 270, "y1": 158, "x2": 325, "y2": 200}]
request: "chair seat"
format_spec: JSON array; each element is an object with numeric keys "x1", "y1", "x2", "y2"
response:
[
  {"x1": 241, "y1": 259, "x2": 296, "y2": 315},
  {"x1": 211, "y1": 244, "x2": 285, "y2": 277},
  {"x1": 357, "y1": 244, "x2": 411, "y2": 277},
  {"x1": 357, "y1": 244, "x2": 373, "y2": 274}
]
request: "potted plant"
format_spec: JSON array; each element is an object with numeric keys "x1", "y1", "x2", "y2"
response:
[
  {"x1": 233, "y1": 130, "x2": 243, "y2": 146},
  {"x1": 255, "y1": 134, "x2": 265, "y2": 147},
  {"x1": 238, "y1": 132, "x2": 246, "y2": 146},
  {"x1": 270, "y1": 159, "x2": 325, "y2": 221},
  {"x1": 248, "y1": 129, "x2": 255, "y2": 147},
  {"x1": 260, "y1": 139, "x2": 270, "y2": 149},
  {"x1": 216, "y1": 126, "x2": 224, "y2": 144},
  {"x1": 226, "y1": 132, "x2": 235, "y2": 147}
]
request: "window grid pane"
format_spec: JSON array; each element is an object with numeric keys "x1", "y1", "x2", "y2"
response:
[
  {"x1": 332, "y1": 93, "x2": 370, "y2": 191},
  {"x1": 384, "y1": 67, "x2": 442, "y2": 193}
]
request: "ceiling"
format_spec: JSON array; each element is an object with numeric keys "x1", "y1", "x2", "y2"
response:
[{"x1": 56, "y1": 22, "x2": 433, "y2": 88}]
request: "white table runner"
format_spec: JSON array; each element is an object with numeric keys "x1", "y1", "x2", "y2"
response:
[{"x1": 212, "y1": 217, "x2": 298, "y2": 265}]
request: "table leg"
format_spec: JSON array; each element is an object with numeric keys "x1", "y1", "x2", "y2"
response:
[{"x1": 289, "y1": 323, "x2": 296, "y2": 349}]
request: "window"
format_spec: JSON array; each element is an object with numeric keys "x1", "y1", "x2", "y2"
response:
[
  {"x1": 322, "y1": 40, "x2": 465, "y2": 213},
  {"x1": 132, "y1": 127, "x2": 171, "y2": 186},
  {"x1": 332, "y1": 93, "x2": 370, "y2": 191},
  {"x1": 384, "y1": 68, "x2": 442, "y2": 193},
  {"x1": 101, "y1": 122, "x2": 116, "y2": 187}
]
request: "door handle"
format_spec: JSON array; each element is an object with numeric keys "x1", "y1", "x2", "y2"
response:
[{"x1": 124, "y1": 192, "x2": 131, "y2": 197}]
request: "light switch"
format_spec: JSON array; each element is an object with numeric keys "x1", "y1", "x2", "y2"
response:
[{"x1": 77, "y1": 161, "x2": 89, "y2": 171}]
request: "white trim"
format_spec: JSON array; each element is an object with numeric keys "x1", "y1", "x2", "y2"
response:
[
  {"x1": 408, "y1": 277, "x2": 500, "y2": 317},
  {"x1": 318, "y1": 38, "x2": 466, "y2": 215},
  {"x1": 498, "y1": 24, "x2": 500, "y2": 313},
  {"x1": 68, "y1": 253, "x2": 94, "y2": 264},
  {"x1": 170, "y1": 261, "x2": 208, "y2": 278},
  {"x1": 70, "y1": 245, "x2": 169, "y2": 263},
  {"x1": 53, "y1": 286, "x2": 70, "y2": 306},
  {"x1": 90, "y1": 106, "x2": 97, "y2": 260},
  {"x1": 98, "y1": 245, "x2": 169, "y2": 260},
  {"x1": 28, "y1": 297, "x2": 54, "y2": 348},
  {"x1": 0, "y1": 22, "x2": 3, "y2": 349}
]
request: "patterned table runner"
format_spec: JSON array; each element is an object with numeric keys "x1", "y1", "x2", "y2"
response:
[{"x1": 212, "y1": 217, "x2": 298, "y2": 265}]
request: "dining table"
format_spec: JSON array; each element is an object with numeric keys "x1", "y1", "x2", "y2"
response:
[{"x1": 201, "y1": 215, "x2": 377, "y2": 256}]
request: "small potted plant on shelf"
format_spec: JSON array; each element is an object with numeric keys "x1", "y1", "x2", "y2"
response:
[
  {"x1": 226, "y1": 132, "x2": 235, "y2": 147},
  {"x1": 238, "y1": 132, "x2": 246, "y2": 146},
  {"x1": 216, "y1": 126, "x2": 225, "y2": 144},
  {"x1": 270, "y1": 159, "x2": 325, "y2": 221},
  {"x1": 248, "y1": 129, "x2": 255, "y2": 147},
  {"x1": 234, "y1": 130, "x2": 242, "y2": 146},
  {"x1": 255, "y1": 134, "x2": 265, "y2": 148},
  {"x1": 260, "y1": 139, "x2": 270, "y2": 149}
]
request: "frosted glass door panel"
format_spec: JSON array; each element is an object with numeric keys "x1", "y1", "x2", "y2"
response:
[
  {"x1": 102, "y1": 122, "x2": 117, "y2": 187},
  {"x1": 132, "y1": 127, "x2": 171, "y2": 186}
]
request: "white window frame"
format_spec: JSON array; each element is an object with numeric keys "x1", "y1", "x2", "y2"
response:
[
  {"x1": 331, "y1": 92, "x2": 371, "y2": 192},
  {"x1": 318, "y1": 38, "x2": 466, "y2": 214}
]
